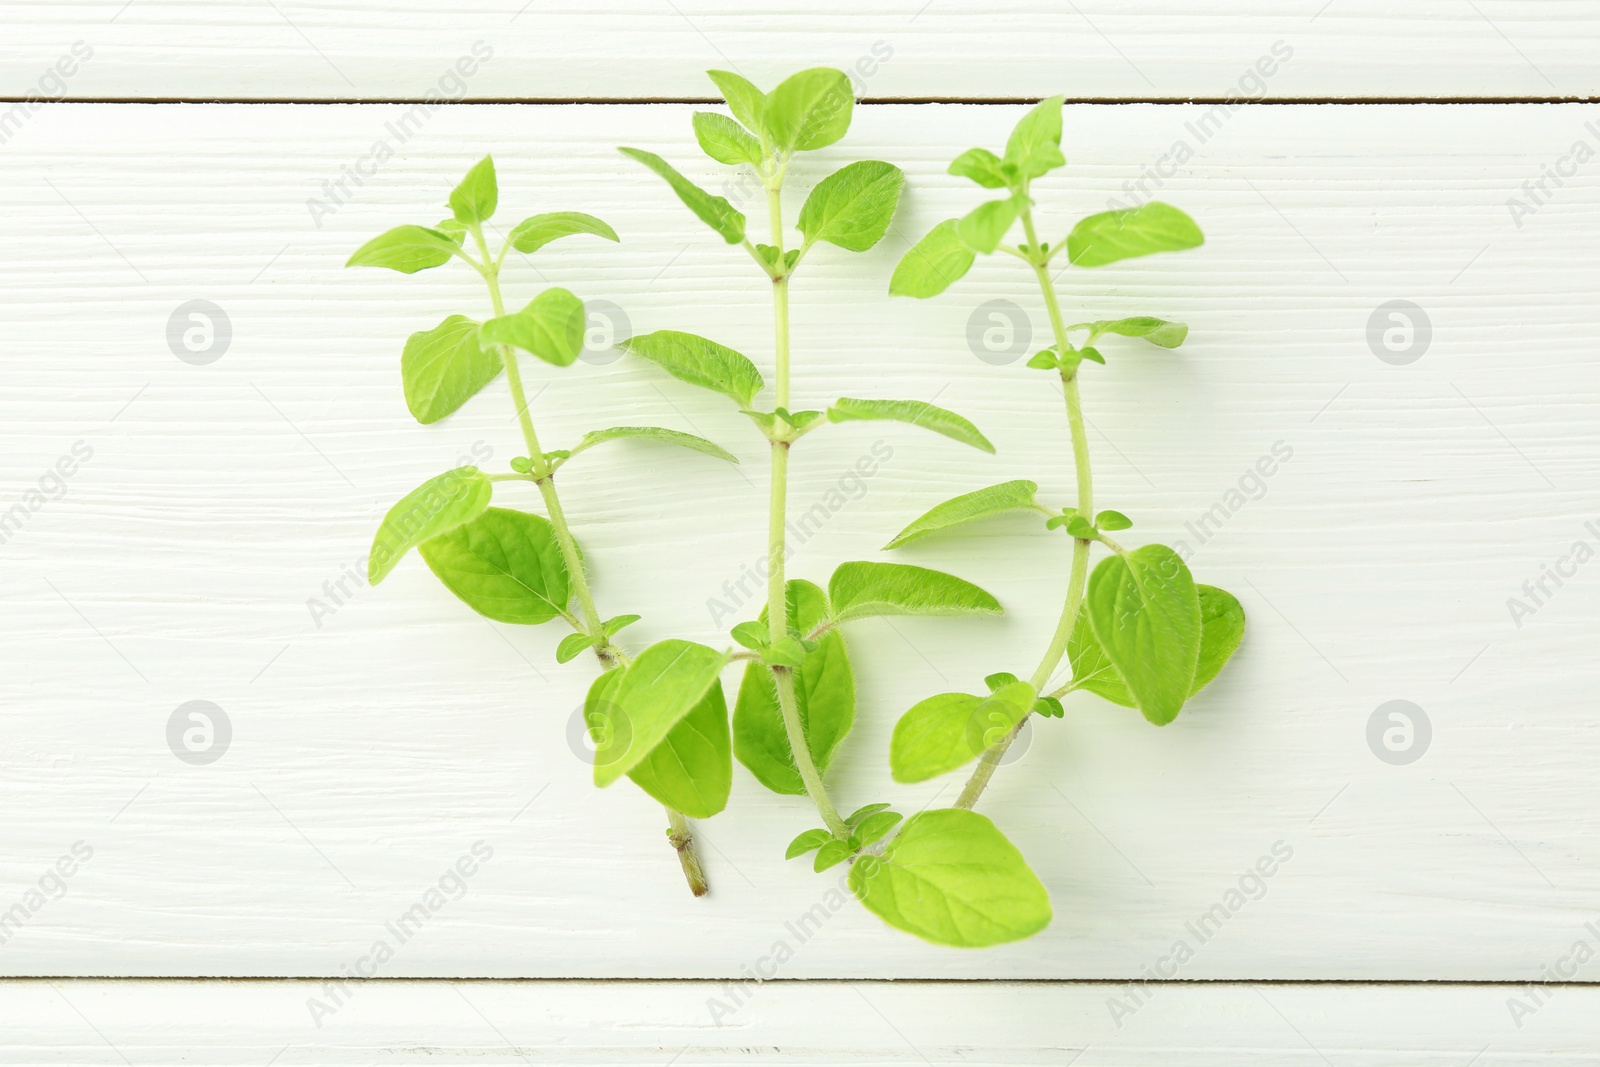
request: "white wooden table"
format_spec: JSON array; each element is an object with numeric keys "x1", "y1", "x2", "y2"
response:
[{"x1": 3, "y1": 2, "x2": 1599, "y2": 1061}]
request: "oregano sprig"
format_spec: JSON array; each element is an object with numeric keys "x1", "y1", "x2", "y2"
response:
[
  {"x1": 614, "y1": 68, "x2": 1055, "y2": 949},
  {"x1": 350, "y1": 155, "x2": 744, "y2": 896},
  {"x1": 890, "y1": 100, "x2": 1245, "y2": 833}
]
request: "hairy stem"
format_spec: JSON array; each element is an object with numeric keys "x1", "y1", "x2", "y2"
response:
[
  {"x1": 473, "y1": 227, "x2": 707, "y2": 893},
  {"x1": 665, "y1": 806, "x2": 709, "y2": 897},
  {"x1": 955, "y1": 206, "x2": 1097, "y2": 812},
  {"x1": 761, "y1": 181, "x2": 849, "y2": 839}
]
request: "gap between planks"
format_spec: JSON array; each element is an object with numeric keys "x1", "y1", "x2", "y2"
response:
[{"x1": 0, "y1": 95, "x2": 1595, "y2": 105}]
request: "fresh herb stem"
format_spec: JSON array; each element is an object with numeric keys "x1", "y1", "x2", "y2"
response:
[
  {"x1": 471, "y1": 225, "x2": 708, "y2": 892},
  {"x1": 775, "y1": 669, "x2": 849, "y2": 836},
  {"x1": 762, "y1": 174, "x2": 849, "y2": 840},
  {"x1": 665, "y1": 806, "x2": 710, "y2": 897},
  {"x1": 473, "y1": 226, "x2": 616, "y2": 664},
  {"x1": 955, "y1": 205, "x2": 1096, "y2": 812}
]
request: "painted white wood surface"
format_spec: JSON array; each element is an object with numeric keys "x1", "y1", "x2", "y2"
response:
[
  {"x1": 5, "y1": 979, "x2": 1599, "y2": 1064},
  {"x1": 2, "y1": 100, "x2": 1599, "y2": 981},
  {"x1": 3, "y1": 1, "x2": 1597, "y2": 102}
]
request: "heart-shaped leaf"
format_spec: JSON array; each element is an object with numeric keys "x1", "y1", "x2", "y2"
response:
[
  {"x1": 1083, "y1": 545, "x2": 1202, "y2": 725},
  {"x1": 401, "y1": 315, "x2": 502, "y2": 424},
  {"x1": 418, "y1": 507, "x2": 570, "y2": 625},
  {"x1": 849, "y1": 808, "x2": 1051, "y2": 947},
  {"x1": 368, "y1": 466, "x2": 492, "y2": 584}
]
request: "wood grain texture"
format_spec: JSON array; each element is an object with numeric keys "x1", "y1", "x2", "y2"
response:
[
  {"x1": 2, "y1": 1, "x2": 1597, "y2": 102},
  {"x1": 5, "y1": 979, "x2": 1599, "y2": 1064},
  {"x1": 1, "y1": 101, "x2": 1599, "y2": 980}
]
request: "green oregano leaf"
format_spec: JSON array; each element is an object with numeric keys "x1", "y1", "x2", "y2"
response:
[
  {"x1": 947, "y1": 147, "x2": 1010, "y2": 189},
  {"x1": 556, "y1": 632, "x2": 597, "y2": 664},
  {"x1": 813, "y1": 838, "x2": 852, "y2": 872},
  {"x1": 1191, "y1": 585, "x2": 1246, "y2": 693},
  {"x1": 764, "y1": 67, "x2": 853, "y2": 153},
  {"x1": 796, "y1": 160, "x2": 905, "y2": 252},
  {"x1": 828, "y1": 561, "x2": 1002, "y2": 622},
  {"x1": 854, "y1": 810, "x2": 902, "y2": 846},
  {"x1": 693, "y1": 111, "x2": 764, "y2": 166},
  {"x1": 730, "y1": 620, "x2": 769, "y2": 651},
  {"x1": 764, "y1": 635, "x2": 808, "y2": 668},
  {"x1": 1084, "y1": 544, "x2": 1202, "y2": 725},
  {"x1": 889, "y1": 681, "x2": 1034, "y2": 783},
  {"x1": 603, "y1": 614, "x2": 641, "y2": 637},
  {"x1": 418, "y1": 507, "x2": 570, "y2": 625},
  {"x1": 591, "y1": 639, "x2": 729, "y2": 787},
  {"x1": 1026, "y1": 349, "x2": 1061, "y2": 370},
  {"x1": 368, "y1": 466, "x2": 493, "y2": 584},
  {"x1": 620, "y1": 330, "x2": 765, "y2": 406},
  {"x1": 889, "y1": 219, "x2": 975, "y2": 298},
  {"x1": 1067, "y1": 203, "x2": 1204, "y2": 268},
  {"x1": 826, "y1": 397, "x2": 994, "y2": 453},
  {"x1": 347, "y1": 224, "x2": 461, "y2": 274},
  {"x1": 786, "y1": 828, "x2": 832, "y2": 859},
  {"x1": 845, "y1": 802, "x2": 892, "y2": 827},
  {"x1": 849, "y1": 808, "x2": 1052, "y2": 947},
  {"x1": 1096, "y1": 509, "x2": 1133, "y2": 531},
  {"x1": 706, "y1": 69, "x2": 768, "y2": 139},
  {"x1": 1065, "y1": 515, "x2": 1096, "y2": 539},
  {"x1": 1003, "y1": 95, "x2": 1066, "y2": 181},
  {"x1": 955, "y1": 198, "x2": 1020, "y2": 255},
  {"x1": 619, "y1": 147, "x2": 746, "y2": 244},
  {"x1": 620, "y1": 669, "x2": 733, "y2": 819},
  {"x1": 480, "y1": 287, "x2": 587, "y2": 367},
  {"x1": 401, "y1": 315, "x2": 502, "y2": 424},
  {"x1": 448, "y1": 155, "x2": 498, "y2": 225},
  {"x1": 568, "y1": 426, "x2": 739, "y2": 465},
  {"x1": 508, "y1": 211, "x2": 619, "y2": 255},
  {"x1": 1075, "y1": 582, "x2": 1247, "y2": 710},
  {"x1": 884, "y1": 480, "x2": 1039, "y2": 549},
  {"x1": 1075, "y1": 316, "x2": 1189, "y2": 349},
  {"x1": 733, "y1": 581, "x2": 855, "y2": 796}
]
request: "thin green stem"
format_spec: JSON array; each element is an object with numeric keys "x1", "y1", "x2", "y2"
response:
[
  {"x1": 760, "y1": 179, "x2": 848, "y2": 839},
  {"x1": 665, "y1": 806, "x2": 709, "y2": 897},
  {"x1": 955, "y1": 207, "x2": 1097, "y2": 812},
  {"x1": 472, "y1": 226, "x2": 706, "y2": 893},
  {"x1": 475, "y1": 227, "x2": 616, "y2": 664}
]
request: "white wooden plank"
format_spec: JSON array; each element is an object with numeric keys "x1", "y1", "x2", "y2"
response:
[
  {"x1": 2, "y1": 101, "x2": 1599, "y2": 979},
  {"x1": 2, "y1": 979, "x2": 1598, "y2": 1064},
  {"x1": 1, "y1": 1, "x2": 1596, "y2": 103}
]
